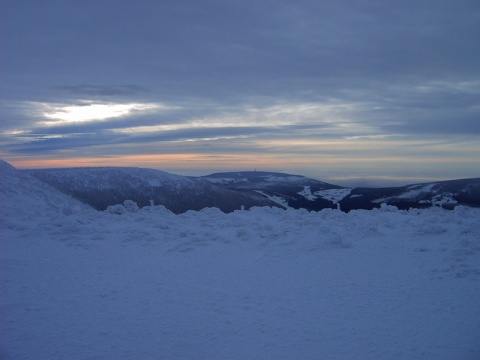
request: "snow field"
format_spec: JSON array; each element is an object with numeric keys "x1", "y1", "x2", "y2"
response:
[{"x1": 2, "y1": 201, "x2": 480, "y2": 360}]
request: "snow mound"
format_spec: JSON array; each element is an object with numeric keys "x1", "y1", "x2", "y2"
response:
[
  {"x1": 0, "y1": 161, "x2": 92, "y2": 221},
  {"x1": 2, "y1": 160, "x2": 480, "y2": 359},
  {"x1": 106, "y1": 200, "x2": 140, "y2": 214}
]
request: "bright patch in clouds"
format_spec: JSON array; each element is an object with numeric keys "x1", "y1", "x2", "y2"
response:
[
  {"x1": 112, "y1": 101, "x2": 374, "y2": 135},
  {"x1": 35, "y1": 101, "x2": 173, "y2": 125}
]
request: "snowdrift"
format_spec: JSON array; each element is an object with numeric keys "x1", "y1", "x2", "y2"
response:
[{"x1": 1, "y1": 160, "x2": 480, "y2": 359}]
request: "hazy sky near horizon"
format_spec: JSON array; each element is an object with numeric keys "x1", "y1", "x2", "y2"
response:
[{"x1": 1, "y1": 0, "x2": 479, "y2": 185}]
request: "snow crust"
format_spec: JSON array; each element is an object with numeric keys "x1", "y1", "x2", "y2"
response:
[{"x1": 2, "y1": 164, "x2": 480, "y2": 360}]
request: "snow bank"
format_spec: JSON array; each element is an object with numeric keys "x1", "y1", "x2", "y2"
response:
[
  {"x1": 106, "y1": 200, "x2": 140, "y2": 214},
  {"x1": 0, "y1": 160, "x2": 92, "y2": 220},
  {"x1": 1, "y1": 162, "x2": 480, "y2": 359},
  {"x1": 2, "y1": 202, "x2": 480, "y2": 360}
]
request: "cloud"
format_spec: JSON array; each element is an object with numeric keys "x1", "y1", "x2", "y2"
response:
[
  {"x1": 56, "y1": 85, "x2": 150, "y2": 97},
  {"x1": 36, "y1": 101, "x2": 172, "y2": 124},
  {"x1": 1, "y1": 99, "x2": 376, "y2": 154},
  {"x1": 2, "y1": 93, "x2": 479, "y2": 160},
  {"x1": 2, "y1": 1, "x2": 480, "y2": 182}
]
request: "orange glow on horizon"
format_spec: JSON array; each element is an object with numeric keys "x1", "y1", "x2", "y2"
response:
[
  {"x1": 5, "y1": 153, "x2": 477, "y2": 172},
  {"x1": 8, "y1": 153, "x2": 314, "y2": 171}
]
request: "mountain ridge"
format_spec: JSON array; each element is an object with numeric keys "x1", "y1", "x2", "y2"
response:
[
  {"x1": 1, "y1": 160, "x2": 478, "y2": 213},
  {"x1": 21, "y1": 165, "x2": 281, "y2": 213}
]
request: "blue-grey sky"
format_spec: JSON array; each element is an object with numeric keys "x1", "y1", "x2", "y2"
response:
[{"x1": 1, "y1": 0, "x2": 479, "y2": 185}]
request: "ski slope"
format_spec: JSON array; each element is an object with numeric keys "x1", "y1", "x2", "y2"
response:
[{"x1": 1, "y1": 163, "x2": 480, "y2": 359}]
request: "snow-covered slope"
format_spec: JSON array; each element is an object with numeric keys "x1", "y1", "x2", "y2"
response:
[
  {"x1": 1, "y1": 162, "x2": 480, "y2": 359},
  {"x1": 203, "y1": 171, "x2": 345, "y2": 211},
  {"x1": 3, "y1": 211, "x2": 480, "y2": 360},
  {"x1": 0, "y1": 160, "x2": 91, "y2": 221},
  {"x1": 18, "y1": 164, "x2": 480, "y2": 213},
  {"x1": 340, "y1": 178, "x2": 480, "y2": 211},
  {"x1": 205, "y1": 171, "x2": 480, "y2": 211},
  {"x1": 24, "y1": 167, "x2": 280, "y2": 213}
]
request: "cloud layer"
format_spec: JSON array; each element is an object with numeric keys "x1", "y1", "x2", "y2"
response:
[{"x1": 1, "y1": 0, "x2": 479, "y2": 184}]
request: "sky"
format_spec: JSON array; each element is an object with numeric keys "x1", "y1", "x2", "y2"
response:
[{"x1": 1, "y1": 0, "x2": 479, "y2": 186}]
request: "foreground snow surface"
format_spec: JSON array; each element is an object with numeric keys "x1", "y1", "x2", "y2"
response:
[{"x1": 2, "y1": 203, "x2": 480, "y2": 359}]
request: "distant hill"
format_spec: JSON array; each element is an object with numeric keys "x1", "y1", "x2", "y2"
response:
[
  {"x1": 202, "y1": 171, "x2": 343, "y2": 211},
  {"x1": 339, "y1": 178, "x2": 480, "y2": 211},
  {"x1": 204, "y1": 171, "x2": 480, "y2": 211},
  {"x1": 23, "y1": 167, "x2": 281, "y2": 214},
  {"x1": 0, "y1": 159, "x2": 475, "y2": 213}
]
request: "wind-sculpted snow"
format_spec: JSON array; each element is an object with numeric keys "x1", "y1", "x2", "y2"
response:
[
  {"x1": 0, "y1": 160, "x2": 91, "y2": 219},
  {"x1": 2, "y1": 161, "x2": 480, "y2": 359}
]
